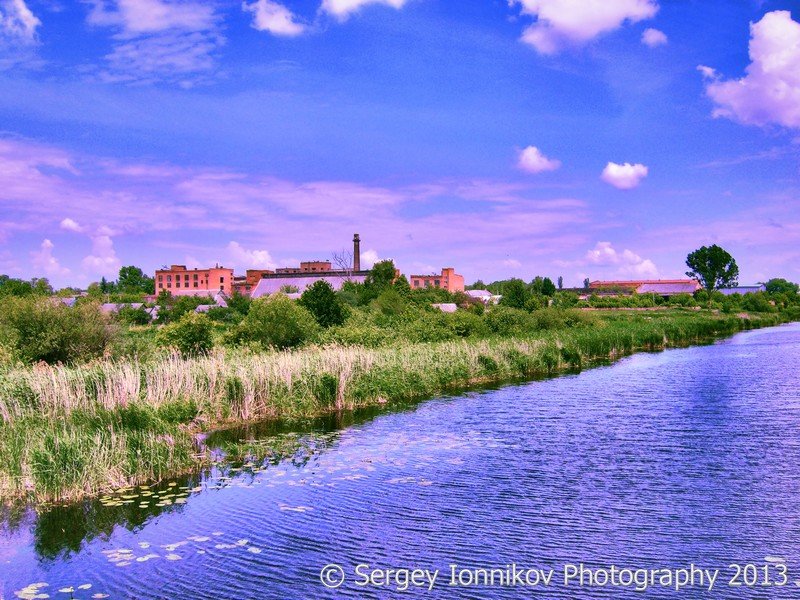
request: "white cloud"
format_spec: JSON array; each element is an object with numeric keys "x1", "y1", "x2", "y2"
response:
[
  {"x1": 321, "y1": 0, "x2": 408, "y2": 20},
  {"x1": 503, "y1": 258, "x2": 522, "y2": 268},
  {"x1": 1, "y1": 0, "x2": 40, "y2": 43},
  {"x1": 641, "y1": 27, "x2": 667, "y2": 47},
  {"x1": 227, "y1": 241, "x2": 276, "y2": 269},
  {"x1": 243, "y1": 0, "x2": 306, "y2": 36},
  {"x1": 600, "y1": 161, "x2": 648, "y2": 189},
  {"x1": 517, "y1": 145, "x2": 561, "y2": 173},
  {"x1": 585, "y1": 241, "x2": 658, "y2": 277},
  {"x1": 82, "y1": 234, "x2": 121, "y2": 277},
  {"x1": 31, "y1": 239, "x2": 70, "y2": 276},
  {"x1": 700, "y1": 11, "x2": 800, "y2": 129},
  {"x1": 60, "y1": 217, "x2": 84, "y2": 233},
  {"x1": 85, "y1": 0, "x2": 222, "y2": 84},
  {"x1": 361, "y1": 248, "x2": 380, "y2": 268},
  {"x1": 511, "y1": 0, "x2": 658, "y2": 54}
]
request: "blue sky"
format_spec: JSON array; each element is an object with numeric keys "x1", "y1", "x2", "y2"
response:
[{"x1": 0, "y1": 0, "x2": 798, "y2": 287}]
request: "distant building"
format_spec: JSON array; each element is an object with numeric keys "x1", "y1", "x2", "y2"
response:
[
  {"x1": 251, "y1": 272, "x2": 369, "y2": 298},
  {"x1": 466, "y1": 289, "x2": 501, "y2": 305},
  {"x1": 717, "y1": 284, "x2": 766, "y2": 295},
  {"x1": 589, "y1": 279, "x2": 701, "y2": 298},
  {"x1": 155, "y1": 265, "x2": 234, "y2": 295},
  {"x1": 432, "y1": 303, "x2": 458, "y2": 313},
  {"x1": 410, "y1": 268, "x2": 465, "y2": 293}
]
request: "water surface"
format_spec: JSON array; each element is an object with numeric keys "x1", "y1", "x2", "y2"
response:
[{"x1": 2, "y1": 323, "x2": 800, "y2": 598}]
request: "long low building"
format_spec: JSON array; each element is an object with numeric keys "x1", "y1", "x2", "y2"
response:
[
  {"x1": 590, "y1": 279, "x2": 701, "y2": 297},
  {"x1": 250, "y1": 271, "x2": 370, "y2": 298},
  {"x1": 717, "y1": 284, "x2": 766, "y2": 295}
]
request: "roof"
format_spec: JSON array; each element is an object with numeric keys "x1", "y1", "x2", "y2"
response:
[
  {"x1": 432, "y1": 303, "x2": 458, "y2": 313},
  {"x1": 466, "y1": 289, "x2": 492, "y2": 298},
  {"x1": 636, "y1": 282, "x2": 700, "y2": 295},
  {"x1": 251, "y1": 274, "x2": 367, "y2": 298},
  {"x1": 100, "y1": 302, "x2": 144, "y2": 312},
  {"x1": 718, "y1": 285, "x2": 766, "y2": 295},
  {"x1": 592, "y1": 279, "x2": 699, "y2": 288}
]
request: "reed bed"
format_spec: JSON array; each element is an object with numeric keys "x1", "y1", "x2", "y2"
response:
[{"x1": 0, "y1": 310, "x2": 787, "y2": 504}]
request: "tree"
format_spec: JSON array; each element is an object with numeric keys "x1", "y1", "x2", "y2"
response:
[
  {"x1": 235, "y1": 295, "x2": 319, "y2": 349},
  {"x1": 117, "y1": 266, "x2": 155, "y2": 294},
  {"x1": 499, "y1": 278, "x2": 529, "y2": 309},
  {"x1": 557, "y1": 276, "x2": 563, "y2": 290},
  {"x1": 685, "y1": 245, "x2": 739, "y2": 291},
  {"x1": 531, "y1": 276, "x2": 556, "y2": 297},
  {"x1": 157, "y1": 312, "x2": 214, "y2": 356},
  {"x1": 299, "y1": 280, "x2": 348, "y2": 327},
  {"x1": 583, "y1": 278, "x2": 590, "y2": 290},
  {"x1": 361, "y1": 259, "x2": 397, "y2": 304},
  {"x1": 765, "y1": 278, "x2": 799, "y2": 295}
]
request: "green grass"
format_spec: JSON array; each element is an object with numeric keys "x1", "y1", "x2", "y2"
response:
[{"x1": 0, "y1": 309, "x2": 791, "y2": 504}]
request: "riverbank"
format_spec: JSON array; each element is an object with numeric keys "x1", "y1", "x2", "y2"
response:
[{"x1": 0, "y1": 309, "x2": 792, "y2": 504}]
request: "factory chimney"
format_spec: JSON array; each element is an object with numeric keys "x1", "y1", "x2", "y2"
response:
[{"x1": 353, "y1": 233, "x2": 361, "y2": 272}]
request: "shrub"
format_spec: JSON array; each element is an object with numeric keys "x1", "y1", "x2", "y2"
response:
[
  {"x1": 234, "y1": 295, "x2": 319, "y2": 350},
  {"x1": 156, "y1": 312, "x2": 214, "y2": 356},
  {"x1": 741, "y1": 293, "x2": 776, "y2": 313},
  {"x1": 0, "y1": 297, "x2": 117, "y2": 365},
  {"x1": 117, "y1": 305, "x2": 151, "y2": 325},
  {"x1": 485, "y1": 306, "x2": 534, "y2": 336},
  {"x1": 299, "y1": 280, "x2": 349, "y2": 327},
  {"x1": 446, "y1": 310, "x2": 489, "y2": 338}
]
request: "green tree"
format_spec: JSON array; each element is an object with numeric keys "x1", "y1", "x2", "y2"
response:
[
  {"x1": 685, "y1": 245, "x2": 739, "y2": 291},
  {"x1": 557, "y1": 276, "x2": 563, "y2": 290},
  {"x1": 156, "y1": 312, "x2": 213, "y2": 356},
  {"x1": 393, "y1": 274, "x2": 412, "y2": 298},
  {"x1": 117, "y1": 266, "x2": 155, "y2": 294},
  {"x1": 765, "y1": 278, "x2": 799, "y2": 295},
  {"x1": 531, "y1": 276, "x2": 556, "y2": 297},
  {"x1": 0, "y1": 276, "x2": 34, "y2": 297},
  {"x1": 235, "y1": 295, "x2": 319, "y2": 349},
  {"x1": 583, "y1": 278, "x2": 590, "y2": 290},
  {"x1": 299, "y1": 280, "x2": 348, "y2": 327},
  {"x1": 499, "y1": 278, "x2": 529, "y2": 309}
]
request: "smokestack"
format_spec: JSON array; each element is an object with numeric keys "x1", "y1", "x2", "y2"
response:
[{"x1": 353, "y1": 233, "x2": 361, "y2": 272}]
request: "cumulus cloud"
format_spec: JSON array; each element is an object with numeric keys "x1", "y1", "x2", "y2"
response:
[
  {"x1": 641, "y1": 27, "x2": 667, "y2": 47},
  {"x1": 361, "y1": 248, "x2": 380, "y2": 269},
  {"x1": 1, "y1": 0, "x2": 40, "y2": 43},
  {"x1": 503, "y1": 258, "x2": 522, "y2": 268},
  {"x1": 243, "y1": 0, "x2": 306, "y2": 36},
  {"x1": 85, "y1": 0, "x2": 222, "y2": 85},
  {"x1": 585, "y1": 241, "x2": 658, "y2": 277},
  {"x1": 517, "y1": 146, "x2": 561, "y2": 173},
  {"x1": 511, "y1": 0, "x2": 658, "y2": 54},
  {"x1": 31, "y1": 239, "x2": 69, "y2": 276},
  {"x1": 227, "y1": 241, "x2": 276, "y2": 269},
  {"x1": 601, "y1": 161, "x2": 648, "y2": 189},
  {"x1": 321, "y1": 0, "x2": 408, "y2": 20},
  {"x1": 82, "y1": 234, "x2": 121, "y2": 277},
  {"x1": 700, "y1": 11, "x2": 800, "y2": 129},
  {"x1": 60, "y1": 217, "x2": 84, "y2": 233}
]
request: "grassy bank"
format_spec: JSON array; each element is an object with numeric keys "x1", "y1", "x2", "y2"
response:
[{"x1": 0, "y1": 309, "x2": 791, "y2": 504}]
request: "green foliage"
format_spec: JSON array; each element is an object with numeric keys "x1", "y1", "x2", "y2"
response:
[
  {"x1": 765, "y1": 278, "x2": 799, "y2": 295},
  {"x1": 117, "y1": 266, "x2": 155, "y2": 294},
  {"x1": 524, "y1": 294, "x2": 548, "y2": 311},
  {"x1": 740, "y1": 292, "x2": 777, "y2": 313},
  {"x1": 117, "y1": 305, "x2": 151, "y2": 325},
  {"x1": 157, "y1": 293, "x2": 214, "y2": 323},
  {"x1": 667, "y1": 293, "x2": 695, "y2": 307},
  {"x1": 373, "y1": 288, "x2": 409, "y2": 318},
  {"x1": 485, "y1": 306, "x2": 533, "y2": 336},
  {"x1": 445, "y1": 310, "x2": 490, "y2": 338},
  {"x1": 0, "y1": 297, "x2": 117, "y2": 364},
  {"x1": 685, "y1": 244, "x2": 739, "y2": 291},
  {"x1": 234, "y1": 295, "x2": 319, "y2": 349},
  {"x1": 360, "y1": 260, "x2": 397, "y2": 303},
  {"x1": 299, "y1": 280, "x2": 349, "y2": 327},
  {"x1": 0, "y1": 275, "x2": 52, "y2": 298},
  {"x1": 552, "y1": 291, "x2": 578, "y2": 308},
  {"x1": 531, "y1": 276, "x2": 557, "y2": 297},
  {"x1": 226, "y1": 291, "x2": 252, "y2": 315},
  {"x1": 156, "y1": 312, "x2": 214, "y2": 357},
  {"x1": 499, "y1": 279, "x2": 529, "y2": 309}
]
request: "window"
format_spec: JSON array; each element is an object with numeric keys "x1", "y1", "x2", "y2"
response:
[
  {"x1": 434, "y1": 280, "x2": 441, "y2": 287},
  {"x1": 167, "y1": 275, "x2": 172, "y2": 282},
  {"x1": 158, "y1": 275, "x2": 163, "y2": 282},
  {"x1": 176, "y1": 282, "x2": 181, "y2": 288},
  {"x1": 220, "y1": 276, "x2": 224, "y2": 283},
  {"x1": 193, "y1": 274, "x2": 198, "y2": 280},
  {"x1": 158, "y1": 283, "x2": 163, "y2": 288},
  {"x1": 194, "y1": 282, "x2": 198, "y2": 288},
  {"x1": 167, "y1": 283, "x2": 172, "y2": 288},
  {"x1": 184, "y1": 274, "x2": 189, "y2": 281}
]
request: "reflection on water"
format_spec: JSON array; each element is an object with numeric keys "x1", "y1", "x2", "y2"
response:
[{"x1": 1, "y1": 323, "x2": 799, "y2": 599}]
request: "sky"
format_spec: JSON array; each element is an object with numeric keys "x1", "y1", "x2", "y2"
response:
[{"x1": 0, "y1": 0, "x2": 798, "y2": 288}]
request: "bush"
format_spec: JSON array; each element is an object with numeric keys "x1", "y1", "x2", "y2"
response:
[
  {"x1": 299, "y1": 280, "x2": 349, "y2": 327},
  {"x1": 156, "y1": 312, "x2": 214, "y2": 356},
  {"x1": 741, "y1": 293, "x2": 776, "y2": 313},
  {"x1": 485, "y1": 306, "x2": 534, "y2": 336},
  {"x1": 0, "y1": 297, "x2": 117, "y2": 365},
  {"x1": 234, "y1": 295, "x2": 320, "y2": 350},
  {"x1": 446, "y1": 310, "x2": 489, "y2": 338},
  {"x1": 117, "y1": 305, "x2": 151, "y2": 325}
]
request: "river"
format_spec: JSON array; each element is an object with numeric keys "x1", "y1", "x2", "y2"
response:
[{"x1": 1, "y1": 323, "x2": 800, "y2": 598}]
